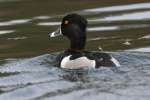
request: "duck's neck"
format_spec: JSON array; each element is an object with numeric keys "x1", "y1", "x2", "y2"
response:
[
  {"x1": 69, "y1": 37, "x2": 86, "y2": 52},
  {"x1": 68, "y1": 48, "x2": 84, "y2": 53}
]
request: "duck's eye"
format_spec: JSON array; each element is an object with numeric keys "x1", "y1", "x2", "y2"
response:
[{"x1": 64, "y1": 20, "x2": 69, "y2": 25}]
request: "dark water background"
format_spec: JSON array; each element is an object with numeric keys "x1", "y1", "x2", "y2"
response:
[{"x1": 0, "y1": 0, "x2": 150, "y2": 100}]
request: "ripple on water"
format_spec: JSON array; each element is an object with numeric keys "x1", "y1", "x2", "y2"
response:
[
  {"x1": 7, "y1": 36, "x2": 27, "y2": 40},
  {"x1": 0, "y1": 80, "x2": 76, "y2": 100},
  {"x1": 37, "y1": 22, "x2": 61, "y2": 26},
  {"x1": 32, "y1": 16, "x2": 51, "y2": 20},
  {"x1": 127, "y1": 47, "x2": 150, "y2": 53},
  {"x1": 87, "y1": 26, "x2": 118, "y2": 32},
  {"x1": 0, "y1": 19, "x2": 31, "y2": 26},
  {"x1": 0, "y1": 1, "x2": 150, "y2": 100},
  {"x1": 0, "y1": 51, "x2": 150, "y2": 100},
  {"x1": 89, "y1": 11, "x2": 150, "y2": 22},
  {"x1": 83, "y1": 2, "x2": 150, "y2": 13},
  {"x1": 139, "y1": 35, "x2": 150, "y2": 39},
  {"x1": 0, "y1": 30, "x2": 15, "y2": 35}
]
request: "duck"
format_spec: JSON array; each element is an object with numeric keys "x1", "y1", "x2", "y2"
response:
[{"x1": 48, "y1": 13, "x2": 120, "y2": 69}]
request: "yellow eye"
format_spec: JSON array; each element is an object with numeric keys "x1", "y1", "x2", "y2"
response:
[{"x1": 64, "y1": 20, "x2": 69, "y2": 25}]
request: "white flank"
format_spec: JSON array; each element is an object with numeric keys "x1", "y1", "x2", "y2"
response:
[{"x1": 61, "y1": 55, "x2": 96, "y2": 69}]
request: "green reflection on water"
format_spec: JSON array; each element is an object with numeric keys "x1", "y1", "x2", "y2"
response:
[{"x1": 0, "y1": 0, "x2": 150, "y2": 59}]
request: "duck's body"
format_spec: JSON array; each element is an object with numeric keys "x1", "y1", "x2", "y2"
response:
[
  {"x1": 56, "y1": 50, "x2": 120, "y2": 69},
  {"x1": 49, "y1": 14, "x2": 120, "y2": 69}
]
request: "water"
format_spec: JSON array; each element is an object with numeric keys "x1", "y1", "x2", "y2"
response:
[
  {"x1": 0, "y1": 51, "x2": 150, "y2": 100},
  {"x1": 0, "y1": 0, "x2": 150, "y2": 100}
]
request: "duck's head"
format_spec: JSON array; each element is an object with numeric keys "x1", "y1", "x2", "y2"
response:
[{"x1": 49, "y1": 13, "x2": 88, "y2": 50}]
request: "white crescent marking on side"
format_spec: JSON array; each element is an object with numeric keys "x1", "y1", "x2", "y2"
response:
[{"x1": 61, "y1": 55, "x2": 96, "y2": 69}]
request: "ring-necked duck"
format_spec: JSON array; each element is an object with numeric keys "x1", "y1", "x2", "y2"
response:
[{"x1": 49, "y1": 13, "x2": 120, "y2": 69}]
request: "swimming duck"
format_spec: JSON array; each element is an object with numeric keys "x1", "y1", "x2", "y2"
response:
[{"x1": 49, "y1": 13, "x2": 120, "y2": 69}]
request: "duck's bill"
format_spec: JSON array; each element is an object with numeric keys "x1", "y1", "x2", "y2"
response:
[{"x1": 48, "y1": 27, "x2": 62, "y2": 38}]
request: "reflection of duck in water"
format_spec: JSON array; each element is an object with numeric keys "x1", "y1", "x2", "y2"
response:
[{"x1": 49, "y1": 14, "x2": 120, "y2": 69}]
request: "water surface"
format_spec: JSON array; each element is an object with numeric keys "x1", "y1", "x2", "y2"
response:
[{"x1": 0, "y1": 0, "x2": 150, "y2": 100}]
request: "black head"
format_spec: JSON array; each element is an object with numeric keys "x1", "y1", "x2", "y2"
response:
[
  {"x1": 61, "y1": 14, "x2": 87, "y2": 35},
  {"x1": 61, "y1": 14, "x2": 88, "y2": 50},
  {"x1": 49, "y1": 13, "x2": 88, "y2": 50}
]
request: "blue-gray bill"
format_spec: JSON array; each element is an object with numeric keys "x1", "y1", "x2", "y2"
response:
[{"x1": 48, "y1": 27, "x2": 62, "y2": 38}]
